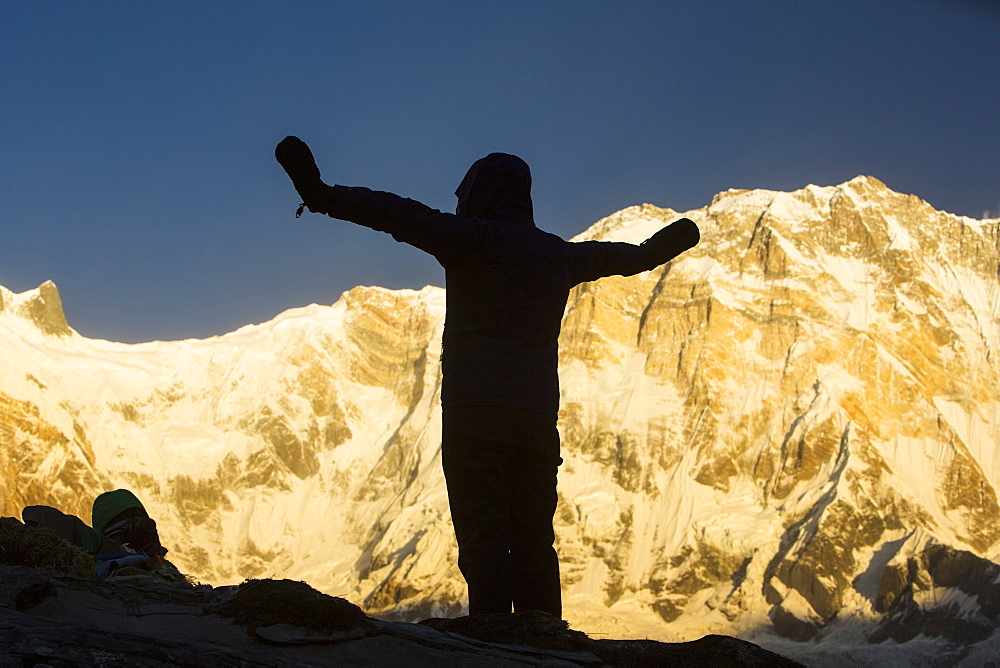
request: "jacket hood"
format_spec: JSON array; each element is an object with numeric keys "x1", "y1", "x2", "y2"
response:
[
  {"x1": 92, "y1": 489, "x2": 147, "y2": 533},
  {"x1": 455, "y1": 153, "x2": 534, "y2": 224}
]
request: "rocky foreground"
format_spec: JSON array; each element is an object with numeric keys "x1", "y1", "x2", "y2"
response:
[{"x1": 0, "y1": 564, "x2": 800, "y2": 667}]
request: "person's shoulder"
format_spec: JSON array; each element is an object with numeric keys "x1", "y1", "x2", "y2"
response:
[{"x1": 501, "y1": 222, "x2": 562, "y2": 243}]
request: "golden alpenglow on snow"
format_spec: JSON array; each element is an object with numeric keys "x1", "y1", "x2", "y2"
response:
[{"x1": 2, "y1": 177, "x2": 998, "y2": 665}]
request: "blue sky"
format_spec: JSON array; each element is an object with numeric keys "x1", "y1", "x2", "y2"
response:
[{"x1": 2, "y1": 1, "x2": 997, "y2": 342}]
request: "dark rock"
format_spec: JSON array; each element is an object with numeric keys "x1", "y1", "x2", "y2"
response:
[
  {"x1": 869, "y1": 542, "x2": 1000, "y2": 644},
  {"x1": 595, "y1": 634, "x2": 804, "y2": 668},
  {"x1": 0, "y1": 564, "x2": 803, "y2": 667},
  {"x1": 0, "y1": 565, "x2": 56, "y2": 611},
  {"x1": 211, "y1": 577, "x2": 373, "y2": 635},
  {"x1": 769, "y1": 603, "x2": 820, "y2": 642},
  {"x1": 421, "y1": 611, "x2": 804, "y2": 667},
  {"x1": 420, "y1": 610, "x2": 591, "y2": 651},
  {"x1": 874, "y1": 561, "x2": 907, "y2": 613}
]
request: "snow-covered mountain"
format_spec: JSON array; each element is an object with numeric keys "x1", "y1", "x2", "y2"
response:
[{"x1": 2, "y1": 176, "x2": 999, "y2": 664}]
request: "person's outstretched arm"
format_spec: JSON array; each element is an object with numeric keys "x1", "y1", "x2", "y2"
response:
[
  {"x1": 275, "y1": 136, "x2": 487, "y2": 261},
  {"x1": 566, "y1": 218, "x2": 700, "y2": 286}
]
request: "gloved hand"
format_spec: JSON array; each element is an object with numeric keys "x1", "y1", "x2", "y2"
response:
[
  {"x1": 641, "y1": 217, "x2": 700, "y2": 268},
  {"x1": 275, "y1": 136, "x2": 324, "y2": 212}
]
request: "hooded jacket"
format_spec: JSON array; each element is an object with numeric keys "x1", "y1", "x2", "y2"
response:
[
  {"x1": 306, "y1": 154, "x2": 698, "y2": 415},
  {"x1": 92, "y1": 489, "x2": 147, "y2": 534}
]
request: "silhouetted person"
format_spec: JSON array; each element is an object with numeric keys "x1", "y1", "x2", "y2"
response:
[{"x1": 276, "y1": 136, "x2": 699, "y2": 617}]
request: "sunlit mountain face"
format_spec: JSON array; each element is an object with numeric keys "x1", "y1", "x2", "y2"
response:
[{"x1": 3, "y1": 176, "x2": 999, "y2": 665}]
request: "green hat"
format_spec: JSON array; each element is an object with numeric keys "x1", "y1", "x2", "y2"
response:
[{"x1": 92, "y1": 489, "x2": 146, "y2": 533}]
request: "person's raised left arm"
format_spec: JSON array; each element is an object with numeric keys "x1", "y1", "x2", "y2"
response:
[{"x1": 566, "y1": 217, "x2": 700, "y2": 286}]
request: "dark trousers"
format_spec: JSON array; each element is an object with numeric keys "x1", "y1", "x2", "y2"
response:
[{"x1": 441, "y1": 406, "x2": 563, "y2": 617}]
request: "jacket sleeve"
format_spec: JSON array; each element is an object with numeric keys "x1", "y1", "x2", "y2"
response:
[
  {"x1": 566, "y1": 217, "x2": 700, "y2": 286},
  {"x1": 307, "y1": 183, "x2": 489, "y2": 262}
]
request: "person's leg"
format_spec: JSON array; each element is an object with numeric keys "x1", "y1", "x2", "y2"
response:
[
  {"x1": 510, "y1": 411, "x2": 563, "y2": 617},
  {"x1": 442, "y1": 406, "x2": 515, "y2": 614}
]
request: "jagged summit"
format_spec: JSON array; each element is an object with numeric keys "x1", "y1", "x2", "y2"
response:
[
  {"x1": 1, "y1": 178, "x2": 998, "y2": 664},
  {"x1": 587, "y1": 174, "x2": 996, "y2": 248},
  {"x1": 0, "y1": 280, "x2": 72, "y2": 337}
]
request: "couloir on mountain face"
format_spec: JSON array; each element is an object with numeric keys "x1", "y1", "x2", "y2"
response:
[{"x1": 2, "y1": 176, "x2": 998, "y2": 659}]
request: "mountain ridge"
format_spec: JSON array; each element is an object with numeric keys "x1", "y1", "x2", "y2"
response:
[{"x1": 2, "y1": 175, "x2": 999, "y2": 664}]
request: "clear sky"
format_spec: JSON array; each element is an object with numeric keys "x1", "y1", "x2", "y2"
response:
[{"x1": 2, "y1": 1, "x2": 997, "y2": 343}]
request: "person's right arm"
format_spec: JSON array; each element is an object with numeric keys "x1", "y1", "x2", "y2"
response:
[
  {"x1": 276, "y1": 136, "x2": 486, "y2": 261},
  {"x1": 307, "y1": 183, "x2": 490, "y2": 260}
]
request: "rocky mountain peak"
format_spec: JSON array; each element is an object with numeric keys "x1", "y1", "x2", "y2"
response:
[{"x1": 4, "y1": 281, "x2": 72, "y2": 337}]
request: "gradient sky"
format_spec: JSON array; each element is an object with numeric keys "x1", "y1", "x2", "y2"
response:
[{"x1": 2, "y1": 1, "x2": 997, "y2": 343}]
